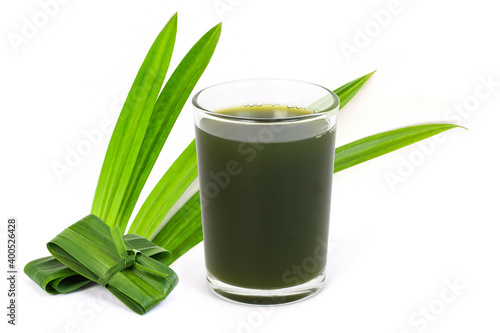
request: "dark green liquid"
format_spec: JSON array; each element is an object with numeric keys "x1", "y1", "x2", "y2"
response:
[{"x1": 196, "y1": 106, "x2": 335, "y2": 289}]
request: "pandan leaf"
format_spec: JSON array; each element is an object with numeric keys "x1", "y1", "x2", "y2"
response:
[
  {"x1": 45, "y1": 215, "x2": 178, "y2": 315},
  {"x1": 126, "y1": 23, "x2": 221, "y2": 236},
  {"x1": 24, "y1": 233, "x2": 172, "y2": 294},
  {"x1": 152, "y1": 192, "x2": 202, "y2": 263},
  {"x1": 130, "y1": 140, "x2": 198, "y2": 239},
  {"x1": 25, "y1": 16, "x2": 221, "y2": 314},
  {"x1": 334, "y1": 123, "x2": 464, "y2": 172},
  {"x1": 92, "y1": 14, "x2": 178, "y2": 230},
  {"x1": 309, "y1": 71, "x2": 376, "y2": 111}
]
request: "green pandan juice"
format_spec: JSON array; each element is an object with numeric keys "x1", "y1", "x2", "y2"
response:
[{"x1": 195, "y1": 105, "x2": 336, "y2": 290}]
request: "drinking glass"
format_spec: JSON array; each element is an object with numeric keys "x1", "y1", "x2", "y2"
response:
[{"x1": 192, "y1": 79, "x2": 339, "y2": 304}]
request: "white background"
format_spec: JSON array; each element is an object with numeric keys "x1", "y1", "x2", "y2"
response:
[{"x1": 1, "y1": 0, "x2": 499, "y2": 332}]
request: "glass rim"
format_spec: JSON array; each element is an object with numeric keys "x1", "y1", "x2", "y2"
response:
[{"x1": 192, "y1": 78, "x2": 340, "y2": 123}]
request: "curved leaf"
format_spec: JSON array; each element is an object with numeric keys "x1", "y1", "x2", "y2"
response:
[
  {"x1": 334, "y1": 123, "x2": 464, "y2": 172},
  {"x1": 91, "y1": 14, "x2": 178, "y2": 229},
  {"x1": 309, "y1": 71, "x2": 375, "y2": 111},
  {"x1": 152, "y1": 192, "x2": 202, "y2": 263},
  {"x1": 127, "y1": 24, "x2": 221, "y2": 236},
  {"x1": 130, "y1": 141, "x2": 198, "y2": 239}
]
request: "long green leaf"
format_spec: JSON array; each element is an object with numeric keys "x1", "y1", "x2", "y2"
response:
[
  {"x1": 334, "y1": 124, "x2": 464, "y2": 172},
  {"x1": 91, "y1": 14, "x2": 178, "y2": 229},
  {"x1": 131, "y1": 140, "x2": 198, "y2": 239},
  {"x1": 310, "y1": 71, "x2": 375, "y2": 111},
  {"x1": 24, "y1": 18, "x2": 221, "y2": 302},
  {"x1": 152, "y1": 192, "x2": 202, "y2": 263},
  {"x1": 335, "y1": 70, "x2": 375, "y2": 109},
  {"x1": 126, "y1": 24, "x2": 222, "y2": 236}
]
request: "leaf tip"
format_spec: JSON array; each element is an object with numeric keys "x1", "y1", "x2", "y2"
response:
[
  {"x1": 210, "y1": 22, "x2": 223, "y2": 39},
  {"x1": 170, "y1": 12, "x2": 178, "y2": 24},
  {"x1": 442, "y1": 123, "x2": 468, "y2": 131}
]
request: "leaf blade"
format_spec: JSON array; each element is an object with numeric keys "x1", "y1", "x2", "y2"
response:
[
  {"x1": 152, "y1": 191, "x2": 202, "y2": 263},
  {"x1": 309, "y1": 71, "x2": 375, "y2": 111},
  {"x1": 126, "y1": 24, "x2": 221, "y2": 236},
  {"x1": 335, "y1": 71, "x2": 375, "y2": 109},
  {"x1": 129, "y1": 140, "x2": 198, "y2": 239},
  {"x1": 334, "y1": 123, "x2": 464, "y2": 173},
  {"x1": 91, "y1": 14, "x2": 178, "y2": 229}
]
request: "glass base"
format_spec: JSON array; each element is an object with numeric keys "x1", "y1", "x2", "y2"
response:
[{"x1": 206, "y1": 270, "x2": 325, "y2": 305}]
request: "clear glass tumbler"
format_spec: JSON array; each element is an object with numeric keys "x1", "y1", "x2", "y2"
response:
[{"x1": 192, "y1": 79, "x2": 339, "y2": 305}]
